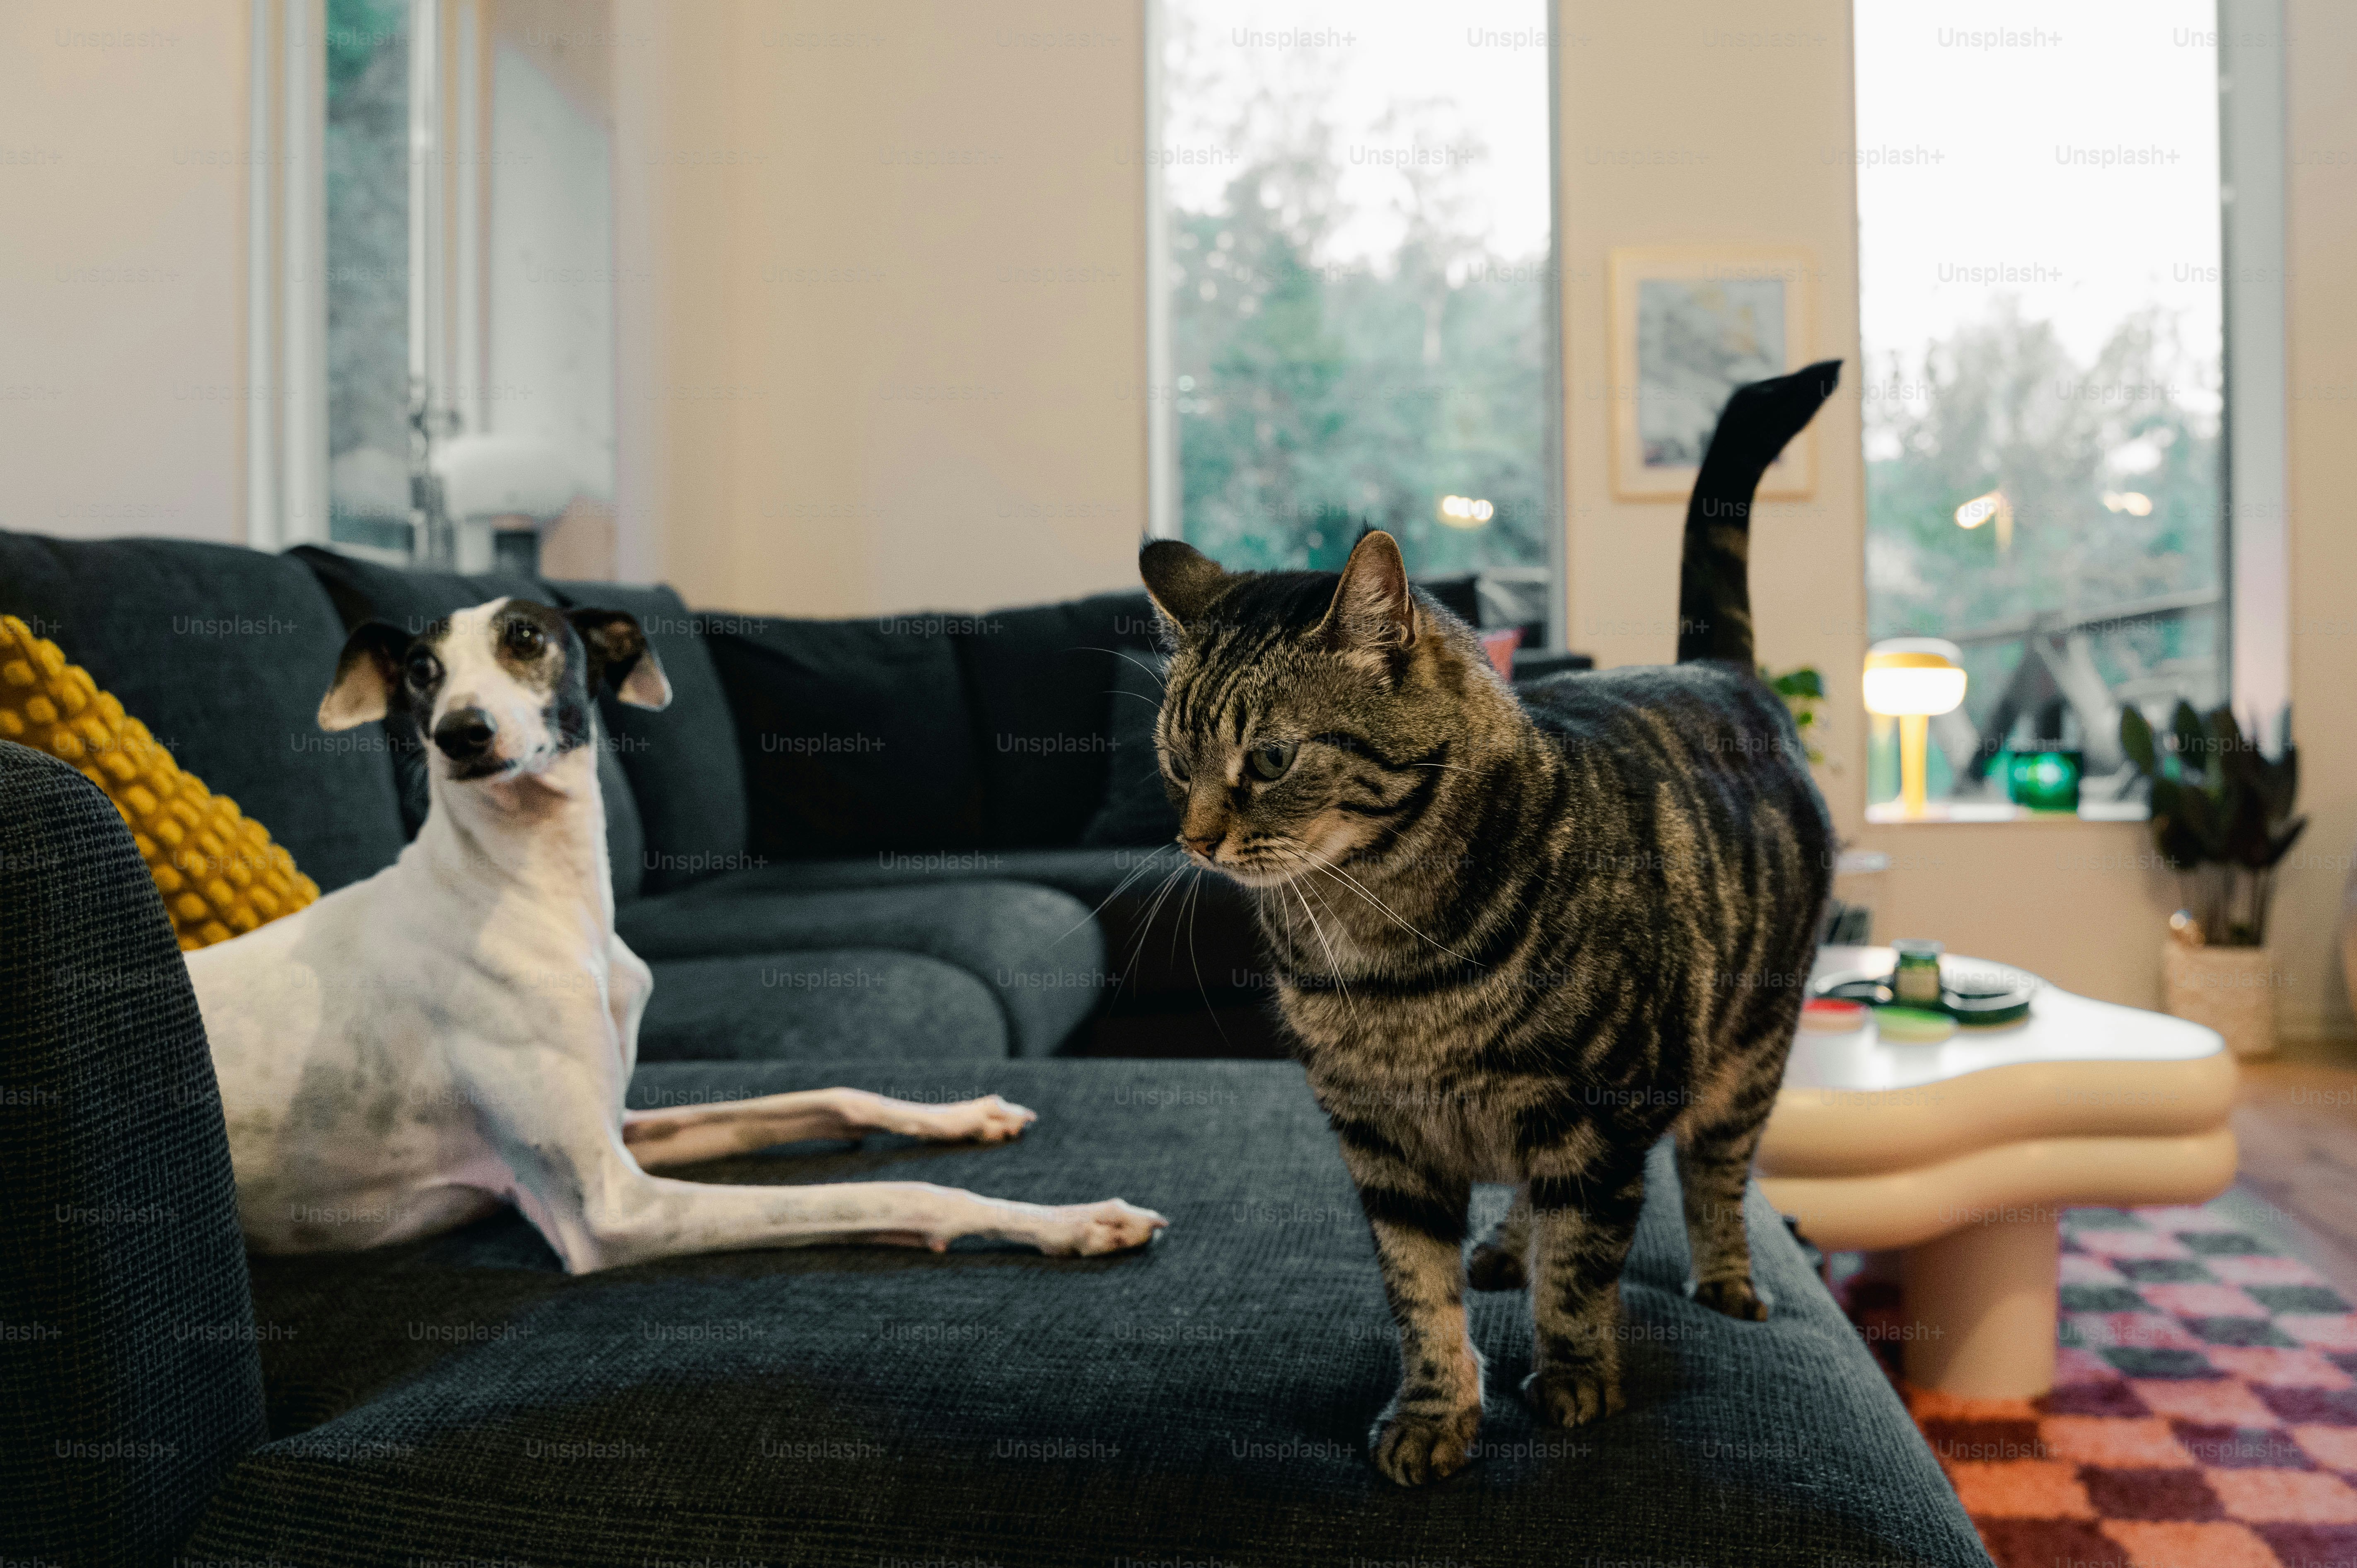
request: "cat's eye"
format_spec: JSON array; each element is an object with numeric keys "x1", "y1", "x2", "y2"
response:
[
  {"x1": 504, "y1": 621, "x2": 546, "y2": 657},
  {"x1": 405, "y1": 651, "x2": 439, "y2": 688},
  {"x1": 1248, "y1": 740, "x2": 1297, "y2": 781},
  {"x1": 1165, "y1": 750, "x2": 1191, "y2": 784}
]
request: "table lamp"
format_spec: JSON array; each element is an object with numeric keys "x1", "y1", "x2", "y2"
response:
[{"x1": 1864, "y1": 638, "x2": 1967, "y2": 818}]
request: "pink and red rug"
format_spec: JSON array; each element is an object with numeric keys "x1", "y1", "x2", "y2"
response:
[{"x1": 1841, "y1": 1202, "x2": 2357, "y2": 1568}]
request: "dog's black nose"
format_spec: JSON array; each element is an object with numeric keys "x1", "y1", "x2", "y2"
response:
[{"x1": 433, "y1": 707, "x2": 498, "y2": 761}]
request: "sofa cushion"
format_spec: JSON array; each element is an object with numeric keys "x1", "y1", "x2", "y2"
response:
[
  {"x1": 547, "y1": 580, "x2": 750, "y2": 895},
  {"x1": 194, "y1": 1059, "x2": 1990, "y2": 1568},
  {"x1": 636, "y1": 951, "x2": 1008, "y2": 1061},
  {"x1": 682, "y1": 848, "x2": 1264, "y2": 1023},
  {"x1": 290, "y1": 548, "x2": 649, "y2": 901},
  {"x1": 952, "y1": 589, "x2": 1157, "y2": 848},
  {"x1": 619, "y1": 879, "x2": 1106, "y2": 1057},
  {"x1": 707, "y1": 613, "x2": 985, "y2": 859},
  {"x1": 0, "y1": 532, "x2": 407, "y2": 892}
]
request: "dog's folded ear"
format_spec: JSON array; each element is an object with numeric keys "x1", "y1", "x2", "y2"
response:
[
  {"x1": 568, "y1": 609, "x2": 673, "y2": 711},
  {"x1": 318, "y1": 621, "x2": 411, "y2": 732}
]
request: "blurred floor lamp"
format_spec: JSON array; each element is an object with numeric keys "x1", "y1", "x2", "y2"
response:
[
  {"x1": 431, "y1": 435, "x2": 592, "y2": 575},
  {"x1": 1864, "y1": 639, "x2": 1968, "y2": 818}
]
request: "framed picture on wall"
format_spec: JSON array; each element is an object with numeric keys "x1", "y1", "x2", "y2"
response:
[{"x1": 1609, "y1": 246, "x2": 1817, "y2": 501}]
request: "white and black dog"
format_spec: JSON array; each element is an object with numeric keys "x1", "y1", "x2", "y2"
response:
[{"x1": 185, "y1": 598, "x2": 1167, "y2": 1271}]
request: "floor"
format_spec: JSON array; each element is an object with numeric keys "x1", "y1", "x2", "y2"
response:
[{"x1": 2230, "y1": 1060, "x2": 2357, "y2": 1299}]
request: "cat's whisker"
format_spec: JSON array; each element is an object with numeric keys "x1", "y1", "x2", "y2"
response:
[
  {"x1": 1178, "y1": 873, "x2": 1233, "y2": 1048},
  {"x1": 1112, "y1": 861, "x2": 1192, "y2": 1000},
  {"x1": 1054, "y1": 843, "x2": 1172, "y2": 946},
  {"x1": 1284, "y1": 876, "x2": 1357, "y2": 1022},
  {"x1": 1080, "y1": 645, "x2": 1169, "y2": 692},
  {"x1": 1286, "y1": 844, "x2": 1479, "y2": 965}
]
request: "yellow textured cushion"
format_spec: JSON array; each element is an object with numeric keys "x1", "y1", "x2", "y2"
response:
[{"x1": 0, "y1": 613, "x2": 320, "y2": 950}]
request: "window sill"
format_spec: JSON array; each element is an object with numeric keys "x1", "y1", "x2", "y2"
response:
[{"x1": 1863, "y1": 800, "x2": 2150, "y2": 826}]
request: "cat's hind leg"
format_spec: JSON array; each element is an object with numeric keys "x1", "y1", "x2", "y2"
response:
[
  {"x1": 1467, "y1": 1182, "x2": 1531, "y2": 1290},
  {"x1": 1673, "y1": 1058, "x2": 1785, "y2": 1321}
]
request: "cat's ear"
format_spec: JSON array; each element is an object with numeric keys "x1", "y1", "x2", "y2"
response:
[
  {"x1": 1320, "y1": 529, "x2": 1417, "y2": 666},
  {"x1": 1139, "y1": 539, "x2": 1231, "y2": 637}
]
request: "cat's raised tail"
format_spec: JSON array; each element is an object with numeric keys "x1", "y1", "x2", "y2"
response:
[{"x1": 1675, "y1": 358, "x2": 1843, "y2": 667}]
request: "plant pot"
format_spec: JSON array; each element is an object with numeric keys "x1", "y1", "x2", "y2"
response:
[{"x1": 2161, "y1": 940, "x2": 2279, "y2": 1060}]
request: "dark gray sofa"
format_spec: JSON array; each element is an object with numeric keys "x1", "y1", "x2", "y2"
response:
[
  {"x1": 3, "y1": 739, "x2": 1990, "y2": 1568},
  {"x1": 0, "y1": 530, "x2": 1992, "y2": 1566}
]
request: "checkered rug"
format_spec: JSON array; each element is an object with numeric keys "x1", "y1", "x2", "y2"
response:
[{"x1": 1840, "y1": 1203, "x2": 2357, "y2": 1568}]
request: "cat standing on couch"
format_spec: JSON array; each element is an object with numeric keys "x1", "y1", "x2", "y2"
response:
[{"x1": 1138, "y1": 362, "x2": 1842, "y2": 1484}]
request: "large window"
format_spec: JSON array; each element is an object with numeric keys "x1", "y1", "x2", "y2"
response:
[
  {"x1": 1855, "y1": 1, "x2": 2226, "y2": 816},
  {"x1": 1153, "y1": 0, "x2": 1559, "y2": 641},
  {"x1": 318, "y1": 0, "x2": 618, "y2": 571},
  {"x1": 325, "y1": 0, "x2": 413, "y2": 553}
]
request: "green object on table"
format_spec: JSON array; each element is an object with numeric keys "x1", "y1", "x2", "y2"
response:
[
  {"x1": 1876, "y1": 1006, "x2": 1957, "y2": 1044},
  {"x1": 1891, "y1": 939, "x2": 1944, "y2": 1007},
  {"x1": 2004, "y1": 749, "x2": 2083, "y2": 813}
]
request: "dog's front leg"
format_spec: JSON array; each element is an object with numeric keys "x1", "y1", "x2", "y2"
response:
[
  {"x1": 623, "y1": 1089, "x2": 1036, "y2": 1169},
  {"x1": 461, "y1": 1050, "x2": 1165, "y2": 1272}
]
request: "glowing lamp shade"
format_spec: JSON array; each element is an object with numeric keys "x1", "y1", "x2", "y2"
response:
[
  {"x1": 1864, "y1": 638, "x2": 1966, "y2": 818},
  {"x1": 1863, "y1": 641, "x2": 1968, "y2": 718}
]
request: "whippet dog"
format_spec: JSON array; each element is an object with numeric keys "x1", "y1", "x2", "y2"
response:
[{"x1": 184, "y1": 598, "x2": 1168, "y2": 1271}]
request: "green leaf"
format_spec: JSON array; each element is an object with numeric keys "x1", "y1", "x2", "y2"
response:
[{"x1": 2120, "y1": 705, "x2": 2157, "y2": 776}]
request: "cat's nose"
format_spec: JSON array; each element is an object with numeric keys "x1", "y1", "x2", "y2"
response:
[{"x1": 1182, "y1": 833, "x2": 1222, "y2": 859}]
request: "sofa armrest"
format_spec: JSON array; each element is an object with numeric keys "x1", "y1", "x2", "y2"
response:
[{"x1": 0, "y1": 741, "x2": 266, "y2": 1567}]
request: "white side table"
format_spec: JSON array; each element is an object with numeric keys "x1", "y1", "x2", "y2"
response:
[{"x1": 1755, "y1": 945, "x2": 2238, "y2": 1397}]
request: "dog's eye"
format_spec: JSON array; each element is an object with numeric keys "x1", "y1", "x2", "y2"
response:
[
  {"x1": 405, "y1": 652, "x2": 439, "y2": 688},
  {"x1": 1248, "y1": 741, "x2": 1297, "y2": 782},
  {"x1": 505, "y1": 622, "x2": 545, "y2": 657}
]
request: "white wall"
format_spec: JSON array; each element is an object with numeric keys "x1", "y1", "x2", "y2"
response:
[
  {"x1": 0, "y1": 1, "x2": 249, "y2": 544},
  {"x1": 611, "y1": 0, "x2": 1149, "y2": 617}
]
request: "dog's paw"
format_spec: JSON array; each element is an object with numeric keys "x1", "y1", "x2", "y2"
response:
[
  {"x1": 1466, "y1": 1240, "x2": 1528, "y2": 1291},
  {"x1": 1685, "y1": 1276, "x2": 1772, "y2": 1322},
  {"x1": 1523, "y1": 1365, "x2": 1624, "y2": 1429},
  {"x1": 1369, "y1": 1404, "x2": 1481, "y2": 1486},
  {"x1": 931, "y1": 1094, "x2": 1036, "y2": 1145},
  {"x1": 1040, "y1": 1198, "x2": 1168, "y2": 1256}
]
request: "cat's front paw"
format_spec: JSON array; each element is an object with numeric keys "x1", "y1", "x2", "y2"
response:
[
  {"x1": 1368, "y1": 1404, "x2": 1481, "y2": 1486},
  {"x1": 1466, "y1": 1240, "x2": 1528, "y2": 1291},
  {"x1": 1686, "y1": 1276, "x2": 1772, "y2": 1321},
  {"x1": 1524, "y1": 1365, "x2": 1624, "y2": 1429}
]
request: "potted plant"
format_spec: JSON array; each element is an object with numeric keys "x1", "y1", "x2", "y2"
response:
[{"x1": 2120, "y1": 701, "x2": 2305, "y2": 1058}]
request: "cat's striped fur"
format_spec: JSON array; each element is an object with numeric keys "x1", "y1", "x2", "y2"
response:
[{"x1": 1139, "y1": 362, "x2": 1842, "y2": 1486}]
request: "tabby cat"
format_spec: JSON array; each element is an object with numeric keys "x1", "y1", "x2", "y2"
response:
[{"x1": 1138, "y1": 361, "x2": 1843, "y2": 1486}]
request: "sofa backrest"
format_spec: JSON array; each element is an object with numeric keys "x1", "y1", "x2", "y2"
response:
[{"x1": 0, "y1": 532, "x2": 410, "y2": 893}]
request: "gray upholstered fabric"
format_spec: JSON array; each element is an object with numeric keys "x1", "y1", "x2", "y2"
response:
[
  {"x1": 0, "y1": 741, "x2": 268, "y2": 1568},
  {"x1": 671, "y1": 848, "x2": 1267, "y2": 1024},
  {"x1": 636, "y1": 951, "x2": 1008, "y2": 1061},
  {"x1": 619, "y1": 880, "x2": 1109, "y2": 1057},
  {"x1": 548, "y1": 579, "x2": 750, "y2": 896},
  {"x1": 0, "y1": 532, "x2": 409, "y2": 893},
  {"x1": 192, "y1": 1058, "x2": 1990, "y2": 1568}
]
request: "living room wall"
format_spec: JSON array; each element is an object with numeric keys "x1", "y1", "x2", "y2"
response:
[
  {"x1": 0, "y1": 0, "x2": 249, "y2": 546},
  {"x1": 609, "y1": 0, "x2": 1148, "y2": 613}
]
